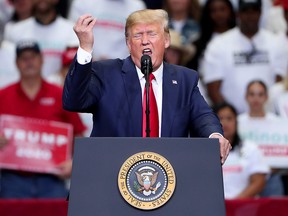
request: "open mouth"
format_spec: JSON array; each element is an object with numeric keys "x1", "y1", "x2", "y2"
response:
[{"x1": 142, "y1": 48, "x2": 152, "y2": 55}]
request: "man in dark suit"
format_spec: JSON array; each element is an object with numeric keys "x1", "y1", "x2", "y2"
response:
[{"x1": 63, "y1": 9, "x2": 231, "y2": 164}]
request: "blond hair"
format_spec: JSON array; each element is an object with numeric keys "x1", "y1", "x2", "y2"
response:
[{"x1": 125, "y1": 9, "x2": 170, "y2": 39}]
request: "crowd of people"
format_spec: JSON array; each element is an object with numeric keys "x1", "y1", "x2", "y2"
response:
[{"x1": 0, "y1": 0, "x2": 287, "y2": 200}]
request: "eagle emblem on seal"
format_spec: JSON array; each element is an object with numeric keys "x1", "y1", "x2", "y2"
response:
[{"x1": 134, "y1": 166, "x2": 161, "y2": 196}]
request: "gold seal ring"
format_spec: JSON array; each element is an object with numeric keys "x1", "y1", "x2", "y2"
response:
[{"x1": 118, "y1": 152, "x2": 176, "y2": 210}]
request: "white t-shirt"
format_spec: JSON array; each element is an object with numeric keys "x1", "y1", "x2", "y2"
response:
[
  {"x1": 202, "y1": 27, "x2": 287, "y2": 113},
  {"x1": 222, "y1": 141, "x2": 270, "y2": 199},
  {"x1": 4, "y1": 16, "x2": 78, "y2": 77},
  {"x1": 268, "y1": 83, "x2": 288, "y2": 118},
  {"x1": 68, "y1": 0, "x2": 146, "y2": 60},
  {"x1": 267, "y1": 33, "x2": 288, "y2": 117},
  {"x1": 197, "y1": 32, "x2": 221, "y2": 105},
  {"x1": 238, "y1": 112, "x2": 279, "y2": 122},
  {"x1": 264, "y1": 5, "x2": 287, "y2": 34},
  {"x1": 275, "y1": 93, "x2": 288, "y2": 118},
  {"x1": 0, "y1": 0, "x2": 13, "y2": 43},
  {"x1": 0, "y1": 41, "x2": 19, "y2": 89}
]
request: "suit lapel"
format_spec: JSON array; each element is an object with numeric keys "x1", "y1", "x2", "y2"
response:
[
  {"x1": 122, "y1": 57, "x2": 142, "y2": 136},
  {"x1": 161, "y1": 63, "x2": 179, "y2": 137}
]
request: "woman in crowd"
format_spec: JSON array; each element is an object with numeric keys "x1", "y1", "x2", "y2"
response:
[
  {"x1": 213, "y1": 102, "x2": 269, "y2": 199},
  {"x1": 6, "y1": 0, "x2": 34, "y2": 25},
  {"x1": 238, "y1": 80, "x2": 279, "y2": 121},
  {"x1": 187, "y1": 0, "x2": 236, "y2": 70},
  {"x1": 268, "y1": 73, "x2": 288, "y2": 195},
  {"x1": 186, "y1": 0, "x2": 236, "y2": 105},
  {"x1": 268, "y1": 73, "x2": 288, "y2": 118},
  {"x1": 163, "y1": 0, "x2": 201, "y2": 45},
  {"x1": 238, "y1": 80, "x2": 285, "y2": 197}
]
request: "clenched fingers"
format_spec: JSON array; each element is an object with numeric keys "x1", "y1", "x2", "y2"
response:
[
  {"x1": 73, "y1": 14, "x2": 97, "y2": 52},
  {"x1": 74, "y1": 14, "x2": 96, "y2": 32}
]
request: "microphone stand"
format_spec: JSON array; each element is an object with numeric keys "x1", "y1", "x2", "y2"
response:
[
  {"x1": 141, "y1": 55, "x2": 153, "y2": 137},
  {"x1": 144, "y1": 67, "x2": 151, "y2": 137}
]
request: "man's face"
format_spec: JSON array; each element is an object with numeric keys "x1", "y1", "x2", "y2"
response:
[
  {"x1": 126, "y1": 23, "x2": 170, "y2": 71},
  {"x1": 209, "y1": 0, "x2": 232, "y2": 28},
  {"x1": 16, "y1": 50, "x2": 43, "y2": 79},
  {"x1": 238, "y1": 8, "x2": 261, "y2": 35},
  {"x1": 33, "y1": 0, "x2": 57, "y2": 13},
  {"x1": 166, "y1": 0, "x2": 190, "y2": 13}
]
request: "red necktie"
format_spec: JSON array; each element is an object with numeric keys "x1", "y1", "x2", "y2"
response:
[{"x1": 142, "y1": 74, "x2": 159, "y2": 137}]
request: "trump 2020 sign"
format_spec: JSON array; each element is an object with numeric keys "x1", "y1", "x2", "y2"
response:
[{"x1": 0, "y1": 114, "x2": 73, "y2": 174}]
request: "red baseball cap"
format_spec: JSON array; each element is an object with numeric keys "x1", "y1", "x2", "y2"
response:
[
  {"x1": 62, "y1": 47, "x2": 78, "y2": 66},
  {"x1": 282, "y1": 0, "x2": 288, "y2": 9}
]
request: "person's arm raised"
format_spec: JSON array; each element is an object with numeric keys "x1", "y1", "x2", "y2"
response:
[{"x1": 73, "y1": 14, "x2": 97, "y2": 53}]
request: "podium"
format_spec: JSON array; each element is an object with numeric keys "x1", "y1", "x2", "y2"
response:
[{"x1": 68, "y1": 138, "x2": 225, "y2": 216}]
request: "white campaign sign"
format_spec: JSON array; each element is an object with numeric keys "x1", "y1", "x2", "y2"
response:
[{"x1": 238, "y1": 118, "x2": 288, "y2": 168}]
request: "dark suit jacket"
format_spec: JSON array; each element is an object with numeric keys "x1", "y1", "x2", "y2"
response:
[{"x1": 63, "y1": 56, "x2": 223, "y2": 137}]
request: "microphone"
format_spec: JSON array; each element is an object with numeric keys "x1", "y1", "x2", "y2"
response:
[
  {"x1": 141, "y1": 55, "x2": 153, "y2": 137},
  {"x1": 141, "y1": 55, "x2": 153, "y2": 75}
]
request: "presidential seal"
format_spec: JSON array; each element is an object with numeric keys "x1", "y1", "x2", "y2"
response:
[{"x1": 118, "y1": 152, "x2": 176, "y2": 210}]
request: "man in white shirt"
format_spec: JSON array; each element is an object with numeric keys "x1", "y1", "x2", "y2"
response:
[
  {"x1": 202, "y1": 0, "x2": 287, "y2": 114},
  {"x1": 3, "y1": 0, "x2": 78, "y2": 77}
]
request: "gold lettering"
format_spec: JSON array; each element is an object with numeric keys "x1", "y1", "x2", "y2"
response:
[
  {"x1": 162, "y1": 161, "x2": 175, "y2": 184},
  {"x1": 119, "y1": 153, "x2": 146, "y2": 180},
  {"x1": 127, "y1": 195, "x2": 142, "y2": 207},
  {"x1": 119, "y1": 172, "x2": 126, "y2": 180},
  {"x1": 151, "y1": 189, "x2": 172, "y2": 207},
  {"x1": 153, "y1": 155, "x2": 160, "y2": 161}
]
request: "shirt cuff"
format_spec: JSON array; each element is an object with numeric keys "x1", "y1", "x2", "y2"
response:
[
  {"x1": 77, "y1": 47, "x2": 92, "y2": 65},
  {"x1": 209, "y1": 132, "x2": 223, "y2": 138}
]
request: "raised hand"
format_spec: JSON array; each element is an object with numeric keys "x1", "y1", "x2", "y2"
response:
[{"x1": 73, "y1": 14, "x2": 97, "y2": 53}]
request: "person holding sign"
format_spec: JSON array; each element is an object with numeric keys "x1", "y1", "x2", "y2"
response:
[
  {"x1": 213, "y1": 102, "x2": 270, "y2": 199},
  {"x1": 0, "y1": 41, "x2": 86, "y2": 198},
  {"x1": 238, "y1": 80, "x2": 284, "y2": 197}
]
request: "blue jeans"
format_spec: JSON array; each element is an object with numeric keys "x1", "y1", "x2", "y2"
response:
[
  {"x1": 0, "y1": 170, "x2": 68, "y2": 198},
  {"x1": 260, "y1": 173, "x2": 284, "y2": 197}
]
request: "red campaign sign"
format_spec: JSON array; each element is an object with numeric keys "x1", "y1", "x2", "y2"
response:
[{"x1": 0, "y1": 114, "x2": 73, "y2": 174}]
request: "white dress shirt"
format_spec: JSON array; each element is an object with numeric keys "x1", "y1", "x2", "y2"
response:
[{"x1": 136, "y1": 64, "x2": 163, "y2": 137}]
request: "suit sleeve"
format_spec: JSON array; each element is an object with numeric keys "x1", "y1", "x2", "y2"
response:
[
  {"x1": 189, "y1": 72, "x2": 223, "y2": 137},
  {"x1": 62, "y1": 58, "x2": 102, "y2": 113}
]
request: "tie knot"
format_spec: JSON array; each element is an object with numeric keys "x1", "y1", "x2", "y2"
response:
[{"x1": 149, "y1": 73, "x2": 155, "y2": 82}]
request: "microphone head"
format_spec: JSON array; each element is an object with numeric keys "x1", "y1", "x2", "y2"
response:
[{"x1": 141, "y1": 55, "x2": 153, "y2": 75}]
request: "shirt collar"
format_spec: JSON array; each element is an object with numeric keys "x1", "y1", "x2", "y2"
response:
[{"x1": 136, "y1": 62, "x2": 163, "y2": 84}]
